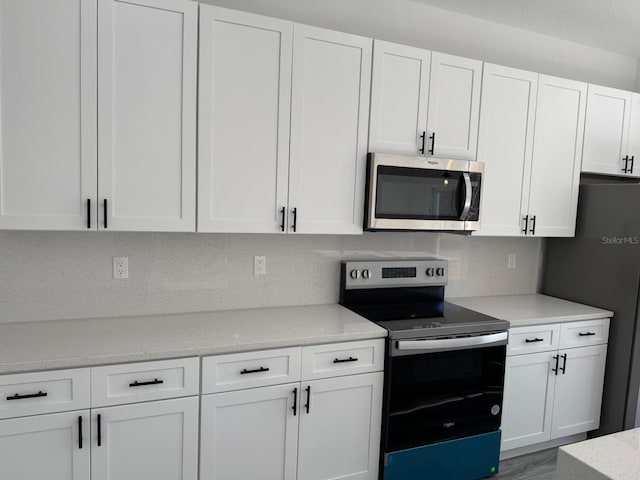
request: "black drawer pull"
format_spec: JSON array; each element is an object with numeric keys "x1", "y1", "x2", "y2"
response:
[
  {"x1": 525, "y1": 338, "x2": 544, "y2": 343},
  {"x1": 6, "y1": 391, "x2": 48, "y2": 401},
  {"x1": 129, "y1": 378, "x2": 164, "y2": 387},
  {"x1": 240, "y1": 366, "x2": 270, "y2": 375},
  {"x1": 579, "y1": 332, "x2": 596, "y2": 337},
  {"x1": 304, "y1": 385, "x2": 311, "y2": 414},
  {"x1": 333, "y1": 356, "x2": 359, "y2": 363},
  {"x1": 78, "y1": 416, "x2": 83, "y2": 449},
  {"x1": 292, "y1": 387, "x2": 298, "y2": 416},
  {"x1": 97, "y1": 414, "x2": 102, "y2": 447}
]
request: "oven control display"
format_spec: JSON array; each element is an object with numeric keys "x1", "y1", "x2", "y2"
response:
[{"x1": 382, "y1": 267, "x2": 417, "y2": 278}]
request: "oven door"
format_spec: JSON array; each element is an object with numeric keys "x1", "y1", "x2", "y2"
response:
[
  {"x1": 384, "y1": 337, "x2": 506, "y2": 452},
  {"x1": 365, "y1": 153, "x2": 483, "y2": 231}
]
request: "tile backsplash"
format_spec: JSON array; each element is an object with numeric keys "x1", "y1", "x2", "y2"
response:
[{"x1": 0, "y1": 231, "x2": 541, "y2": 323}]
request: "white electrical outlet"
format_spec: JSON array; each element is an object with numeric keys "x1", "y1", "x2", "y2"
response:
[
  {"x1": 254, "y1": 256, "x2": 266, "y2": 275},
  {"x1": 507, "y1": 253, "x2": 517, "y2": 270},
  {"x1": 113, "y1": 256, "x2": 129, "y2": 279}
]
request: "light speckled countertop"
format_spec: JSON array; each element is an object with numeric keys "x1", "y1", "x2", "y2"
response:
[
  {"x1": 0, "y1": 304, "x2": 386, "y2": 375},
  {"x1": 555, "y1": 428, "x2": 640, "y2": 480},
  {"x1": 448, "y1": 294, "x2": 613, "y2": 327}
]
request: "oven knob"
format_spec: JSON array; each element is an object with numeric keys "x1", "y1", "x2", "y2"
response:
[
  {"x1": 426, "y1": 267, "x2": 435, "y2": 277},
  {"x1": 362, "y1": 269, "x2": 371, "y2": 279},
  {"x1": 350, "y1": 269, "x2": 360, "y2": 280},
  {"x1": 491, "y1": 405, "x2": 501, "y2": 416},
  {"x1": 436, "y1": 267, "x2": 445, "y2": 276}
]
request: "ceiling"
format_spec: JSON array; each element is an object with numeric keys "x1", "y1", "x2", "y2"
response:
[{"x1": 410, "y1": 0, "x2": 640, "y2": 57}]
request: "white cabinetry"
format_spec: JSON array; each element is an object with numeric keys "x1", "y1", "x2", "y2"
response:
[
  {"x1": 501, "y1": 319, "x2": 609, "y2": 453},
  {"x1": 476, "y1": 66, "x2": 586, "y2": 237},
  {"x1": 199, "y1": 7, "x2": 371, "y2": 235},
  {"x1": 369, "y1": 41, "x2": 482, "y2": 161},
  {"x1": 582, "y1": 85, "x2": 640, "y2": 178}
]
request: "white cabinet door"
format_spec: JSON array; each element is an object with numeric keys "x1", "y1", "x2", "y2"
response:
[
  {"x1": 0, "y1": 410, "x2": 90, "y2": 479},
  {"x1": 368, "y1": 40, "x2": 430, "y2": 156},
  {"x1": 501, "y1": 352, "x2": 556, "y2": 451},
  {"x1": 582, "y1": 84, "x2": 632, "y2": 177},
  {"x1": 551, "y1": 344, "x2": 607, "y2": 439},
  {"x1": 427, "y1": 52, "x2": 482, "y2": 161},
  {"x1": 527, "y1": 75, "x2": 587, "y2": 237},
  {"x1": 98, "y1": 0, "x2": 197, "y2": 232},
  {"x1": 475, "y1": 64, "x2": 538, "y2": 236},
  {"x1": 0, "y1": 0, "x2": 97, "y2": 230},
  {"x1": 92, "y1": 397, "x2": 198, "y2": 480},
  {"x1": 625, "y1": 93, "x2": 640, "y2": 178},
  {"x1": 200, "y1": 383, "x2": 299, "y2": 480},
  {"x1": 297, "y1": 372, "x2": 383, "y2": 480},
  {"x1": 198, "y1": 6, "x2": 292, "y2": 233},
  {"x1": 288, "y1": 25, "x2": 372, "y2": 235}
]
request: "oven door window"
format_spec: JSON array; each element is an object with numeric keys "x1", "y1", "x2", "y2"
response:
[
  {"x1": 375, "y1": 165, "x2": 465, "y2": 220},
  {"x1": 386, "y1": 345, "x2": 506, "y2": 451}
]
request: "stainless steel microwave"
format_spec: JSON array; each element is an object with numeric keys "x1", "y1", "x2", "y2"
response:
[{"x1": 364, "y1": 153, "x2": 484, "y2": 232}]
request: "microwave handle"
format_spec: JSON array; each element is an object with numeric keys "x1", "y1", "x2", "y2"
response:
[{"x1": 459, "y1": 172, "x2": 472, "y2": 220}]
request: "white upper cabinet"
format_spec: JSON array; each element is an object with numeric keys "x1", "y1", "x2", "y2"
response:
[
  {"x1": 198, "y1": 6, "x2": 292, "y2": 233},
  {"x1": 369, "y1": 41, "x2": 481, "y2": 161},
  {"x1": 368, "y1": 41, "x2": 430, "y2": 156},
  {"x1": 527, "y1": 75, "x2": 586, "y2": 237},
  {"x1": 98, "y1": 0, "x2": 197, "y2": 232},
  {"x1": 427, "y1": 52, "x2": 482, "y2": 160},
  {"x1": 0, "y1": 0, "x2": 97, "y2": 230},
  {"x1": 475, "y1": 64, "x2": 538, "y2": 236},
  {"x1": 582, "y1": 85, "x2": 634, "y2": 177},
  {"x1": 288, "y1": 24, "x2": 372, "y2": 235},
  {"x1": 625, "y1": 93, "x2": 640, "y2": 177}
]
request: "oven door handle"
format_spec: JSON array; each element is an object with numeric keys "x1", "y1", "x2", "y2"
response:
[
  {"x1": 396, "y1": 331, "x2": 508, "y2": 351},
  {"x1": 459, "y1": 172, "x2": 472, "y2": 221}
]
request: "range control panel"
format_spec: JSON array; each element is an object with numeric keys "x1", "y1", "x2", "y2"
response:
[{"x1": 342, "y1": 259, "x2": 448, "y2": 289}]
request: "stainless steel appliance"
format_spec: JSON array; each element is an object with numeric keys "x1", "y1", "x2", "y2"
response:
[
  {"x1": 543, "y1": 183, "x2": 640, "y2": 435},
  {"x1": 340, "y1": 259, "x2": 509, "y2": 480},
  {"x1": 364, "y1": 153, "x2": 484, "y2": 232}
]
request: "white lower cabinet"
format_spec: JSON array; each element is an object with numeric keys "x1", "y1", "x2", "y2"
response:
[
  {"x1": 0, "y1": 410, "x2": 90, "y2": 479},
  {"x1": 501, "y1": 319, "x2": 609, "y2": 453},
  {"x1": 91, "y1": 397, "x2": 199, "y2": 480}
]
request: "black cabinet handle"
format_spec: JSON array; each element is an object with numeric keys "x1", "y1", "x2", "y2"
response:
[
  {"x1": 240, "y1": 366, "x2": 270, "y2": 375},
  {"x1": 560, "y1": 353, "x2": 567, "y2": 374},
  {"x1": 525, "y1": 338, "x2": 544, "y2": 343},
  {"x1": 78, "y1": 416, "x2": 83, "y2": 449},
  {"x1": 103, "y1": 199, "x2": 108, "y2": 229},
  {"x1": 623, "y1": 156, "x2": 629, "y2": 173},
  {"x1": 429, "y1": 132, "x2": 436, "y2": 155},
  {"x1": 87, "y1": 199, "x2": 91, "y2": 229},
  {"x1": 97, "y1": 414, "x2": 102, "y2": 447},
  {"x1": 333, "y1": 356, "x2": 358, "y2": 363},
  {"x1": 552, "y1": 355, "x2": 559, "y2": 375},
  {"x1": 522, "y1": 215, "x2": 529, "y2": 235},
  {"x1": 304, "y1": 385, "x2": 311, "y2": 414},
  {"x1": 292, "y1": 387, "x2": 298, "y2": 416},
  {"x1": 579, "y1": 332, "x2": 596, "y2": 337},
  {"x1": 419, "y1": 131, "x2": 426, "y2": 155},
  {"x1": 529, "y1": 215, "x2": 537, "y2": 235},
  {"x1": 6, "y1": 391, "x2": 48, "y2": 401},
  {"x1": 280, "y1": 207, "x2": 286, "y2": 232},
  {"x1": 129, "y1": 378, "x2": 164, "y2": 387},
  {"x1": 630, "y1": 156, "x2": 635, "y2": 174},
  {"x1": 291, "y1": 208, "x2": 297, "y2": 233}
]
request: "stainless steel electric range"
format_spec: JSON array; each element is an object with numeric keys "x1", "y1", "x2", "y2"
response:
[{"x1": 339, "y1": 259, "x2": 509, "y2": 480}]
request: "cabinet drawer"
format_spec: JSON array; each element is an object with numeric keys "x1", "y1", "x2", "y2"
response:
[
  {"x1": 301, "y1": 339, "x2": 385, "y2": 380},
  {"x1": 0, "y1": 368, "x2": 90, "y2": 419},
  {"x1": 202, "y1": 347, "x2": 302, "y2": 394},
  {"x1": 507, "y1": 325, "x2": 561, "y2": 356},
  {"x1": 91, "y1": 358, "x2": 200, "y2": 407},
  {"x1": 559, "y1": 319, "x2": 610, "y2": 349}
]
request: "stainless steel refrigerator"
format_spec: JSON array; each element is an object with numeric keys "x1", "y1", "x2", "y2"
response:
[{"x1": 543, "y1": 183, "x2": 640, "y2": 436}]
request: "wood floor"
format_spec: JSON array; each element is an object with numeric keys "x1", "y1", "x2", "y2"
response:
[{"x1": 495, "y1": 448, "x2": 558, "y2": 480}]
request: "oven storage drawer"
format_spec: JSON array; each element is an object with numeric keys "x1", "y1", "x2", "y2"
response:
[
  {"x1": 301, "y1": 339, "x2": 384, "y2": 380},
  {"x1": 559, "y1": 319, "x2": 609, "y2": 349},
  {"x1": 202, "y1": 347, "x2": 302, "y2": 394},
  {"x1": 91, "y1": 357, "x2": 200, "y2": 407},
  {"x1": 507, "y1": 324, "x2": 561, "y2": 356},
  {"x1": 0, "y1": 368, "x2": 90, "y2": 419}
]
